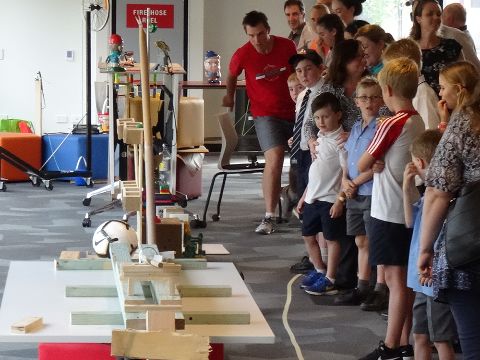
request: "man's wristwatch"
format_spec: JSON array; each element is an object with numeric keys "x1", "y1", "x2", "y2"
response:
[{"x1": 337, "y1": 195, "x2": 346, "y2": 203}]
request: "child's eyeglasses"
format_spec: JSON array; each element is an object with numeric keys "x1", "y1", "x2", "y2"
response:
[{"x1": 356, "y1": 95, "x2": 383, "y2": 102}]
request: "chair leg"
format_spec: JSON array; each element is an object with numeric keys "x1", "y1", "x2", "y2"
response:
[
  {"x1": 277, "y1": 195, "x2": 283, "y2": 224},
  {"x1": 194, "y1": 172, "x2": 224, "y2": 228},
  {"x1": 213, "y1": 173, "x2": 228, "y2": 221}
]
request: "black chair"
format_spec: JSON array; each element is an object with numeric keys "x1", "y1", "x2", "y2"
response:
[{"x1": 191, "y1": 113, "x2": 267, "y2": 228}]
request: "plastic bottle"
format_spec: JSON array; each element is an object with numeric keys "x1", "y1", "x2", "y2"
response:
[{"x1": 158, "y1": 144, "x2": 171, "y2": 193}]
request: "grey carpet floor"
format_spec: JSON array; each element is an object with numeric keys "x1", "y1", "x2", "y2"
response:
[{"x1": 0, "y1": 154, "x2": 455, "y2": 359}]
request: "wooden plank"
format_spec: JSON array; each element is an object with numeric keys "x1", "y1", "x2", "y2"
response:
[
  {"x1": 177, "y1": 285, "x2": 232, "y2": 297},
  {"x1": 55, "y1": 258, "x2": 112, "y2": 271},
  {"x1": 203, "y1": 243, "x2": 230, "y2": 255},
  {"x1": 65, "y1": 285, "x2": 117, "y2": 298},
  {"x1": 111, "y1": 329, "x2": 209, "y2": 360},
  {"x1": 11, "y1": 317, "x2": 43, "y2": 334},
  {"x1": 183, "y1": 311, "x2": 250, "y2": 325},
  {"x1": 70, "y1": 311, "x2": 124, "y2": 326},
  {"x1": 59, "y1": 251, "x2": 81, "y2": 260}
]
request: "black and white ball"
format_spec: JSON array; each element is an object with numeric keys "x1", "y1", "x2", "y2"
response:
[{"x1": 92, "y1": 220, "x2": 138, "y2": 257}]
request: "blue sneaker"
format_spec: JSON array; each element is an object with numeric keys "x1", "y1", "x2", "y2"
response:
[
  {"x1": 304, "y1": 276, "x2": 338, "y2": 295},
  {"x1": 300, "y1": 270, "x2": 325, "y2": 289}
]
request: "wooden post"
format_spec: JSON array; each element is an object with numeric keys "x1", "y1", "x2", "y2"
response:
[{"x1": 136, "y1": 15, "x2": 156, "y2": 245}]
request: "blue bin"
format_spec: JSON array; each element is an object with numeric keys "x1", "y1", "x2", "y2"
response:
[{"x1": 42, "y1": 133, "x2": 109, "y2": 181}]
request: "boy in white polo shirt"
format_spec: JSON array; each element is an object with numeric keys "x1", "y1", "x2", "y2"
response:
[
  {"x1": 296, "y1": 92, "x2": 347, "y2": 296},
  {"x1": 358, "y1": 57, "x2": 425, "y2": 360}
]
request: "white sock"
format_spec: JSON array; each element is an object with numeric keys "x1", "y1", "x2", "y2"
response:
[
  {"x1": 265, "y1": 212, "x2": 274, "y2": 219},
  {"x1": 326, "y1": 276, "x2": 335, "y2": 284},
  {"x1": 315, "y1": 268, "x2": 326, "y2": 274}
]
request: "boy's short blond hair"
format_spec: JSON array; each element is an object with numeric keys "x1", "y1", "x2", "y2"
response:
[
  {"x1": 410, "y1": 129, "x2": 442, "y2": 163},
  {"x1": 287, "y1": 72, "x2": 300, "y2": 83},
  {"x1": 356, "y1": 76, "x2": 381, "y2": 94},
  {"x1": 383, "y1": 39, "x2": 422, "y2": 68},
  {"x1": 378, "y1": 57, "x2": 418, "y2": 100}
]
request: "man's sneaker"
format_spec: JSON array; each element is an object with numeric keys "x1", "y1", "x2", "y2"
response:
[
  {"x1": 399, "y1": 344, "x2": 414, "y2": 360},
  {"x1": 290, "y1": 256, "x2": 314, "y2": 274},
  {"x1": 300, "y1": 270, "x2": 325, "y2": 288},
  {"x1": 360, "y1": 290, "x2": 389, "y2": 312},
  {"x1": 359, "y1": 341, "x2": 402, "y2": 360},
  {"x1": 333, "y1": 288, "x2": 369, "y2": 305},
  {"x1": 304, "y1": 276, "x2": 338, "y2": 295},
  {"x1": 255, "y1": 217, "x2": 275, "y2": 235}
]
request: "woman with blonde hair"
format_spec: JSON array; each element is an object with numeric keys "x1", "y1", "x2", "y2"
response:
[
  {"x1": 418, "y1": 60, "x2": 480, "y2": 359},
  {"x1": 437, "y1": 61, "x2": 479, "y2": 130}
]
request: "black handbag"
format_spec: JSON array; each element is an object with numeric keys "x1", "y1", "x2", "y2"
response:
[{"x1": 445, "y1": 180, "x2": 480, "y2": 273}]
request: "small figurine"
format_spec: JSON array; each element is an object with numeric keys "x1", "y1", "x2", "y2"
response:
[
  {"x1": 204, "y1": 50, "x2": 221, "y2": 84},
  {"x1": 106, "y1": 34, "x2": 126, "y2": 72}
]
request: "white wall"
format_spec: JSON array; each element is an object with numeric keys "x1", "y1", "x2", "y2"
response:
[{"x1": 0, "y1": 0, "x2": 86, "y2": 133}]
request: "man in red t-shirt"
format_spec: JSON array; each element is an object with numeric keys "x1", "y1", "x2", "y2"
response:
[{"x1": 223, "y1": 10, "x2": 296, "y2": 235}]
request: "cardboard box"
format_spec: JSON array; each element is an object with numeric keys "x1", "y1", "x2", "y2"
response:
[{"x1": 142, "y1": 218, "x2": 183, "y2": 256}]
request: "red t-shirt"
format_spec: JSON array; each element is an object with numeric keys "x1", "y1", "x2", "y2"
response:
[{"x1": 229, "y1": 36, "x2": 296, "y2": 122}]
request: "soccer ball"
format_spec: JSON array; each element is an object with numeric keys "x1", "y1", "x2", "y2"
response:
[{"x1": 92, "y1": 220, "x2": 138, "y2": 258}]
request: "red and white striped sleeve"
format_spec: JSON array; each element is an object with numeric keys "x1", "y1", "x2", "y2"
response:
[{"x1": 367, "y1": 112, "x2": 409, "y2": 160}]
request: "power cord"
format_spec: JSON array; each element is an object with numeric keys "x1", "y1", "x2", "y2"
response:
[{"x1": 282, "y1": 274, "x2": 305, "y2": 360}]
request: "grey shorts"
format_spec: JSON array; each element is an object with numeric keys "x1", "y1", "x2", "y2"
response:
[
  {"x1": 346, "y1": 195, "x2": 371, "y2": 236},
  {"x1": 413, "y1": 292, "x2": 457, "y2": 342},
  {"x1": 254, "y1": 116, "x2": 293, "y2": 152}
]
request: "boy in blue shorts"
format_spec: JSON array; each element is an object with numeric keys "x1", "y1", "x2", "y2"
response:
[
  {"x1": 358, "y1": 58, "x2": 425, "y2": 360},
  {"x1": 296, "y1": 92, "x2": 346, "y2": 295},
  {"x1": 334, "y1": 76, "x2": 383, "y2": 305},
  {"x1": 403, "y1": 130, "x2": 457, "y2": 359}
]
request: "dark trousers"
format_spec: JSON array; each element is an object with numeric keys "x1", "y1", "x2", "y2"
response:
[
  {"x1": 335, "y1": 235, "x2": 358, "y2": 289},
  {"x1": 293, "y1": 149, "x2": 311, "y2": 198},
  {"x1": 447, "y1": 287, "x2": 480, "y2": 359}
]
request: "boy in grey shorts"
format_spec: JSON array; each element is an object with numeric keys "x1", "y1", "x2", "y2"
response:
[
  {"x1": 334, "y1": 77, "x2": 382, "y2": 306},
  {"x1": 403, "y1": 130, "x2": 457, "y2": 358}
]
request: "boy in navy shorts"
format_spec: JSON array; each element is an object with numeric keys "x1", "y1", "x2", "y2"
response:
[
  {"x1": 296, "y1": 92, "x2": 347, "y2": 296},
  {"x1": 358, "y1": 58, "x2": 425, "y2": 360}
]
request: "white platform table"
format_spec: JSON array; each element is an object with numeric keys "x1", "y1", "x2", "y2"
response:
[{"x1": 0, "y1": 261, "x2": 274, "y2": 344}]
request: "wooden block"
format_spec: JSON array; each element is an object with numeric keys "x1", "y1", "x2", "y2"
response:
[
  {"x1": 183, "y1": 311, "x2": 250, "y2": 325},
  {"x1": 146, "y1": 310, "x2": 176, "y2": 331},
  {"x1": 111, "y1": 329, "x2": 210, "y2": 359},
  {"x1": 11, "y1": 317, "x2": 43, "y2": 334},
  {"x1": 65, "y1": 285, "x2": 117, "y2": 298},
  {"x1": 71, "y1": 311, "x2": 124, "y2": 326},
  {"x1": 59, "y1": 251, "x2": 81, "y2": 260},
  {"x1": 175, "y1": 311, "x2": 185, "y2": 330},
  {"x1": 177, "y1": 285, "x2": 232, "y2": 297},
  {"x1": 55, "y1": 258, "x2": 112, "y2": 270},
  {"x1": 123, "y1": 126, "x2": 144, "y2": 145}
]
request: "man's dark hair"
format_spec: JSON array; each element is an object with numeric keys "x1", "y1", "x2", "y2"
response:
[
  {"x1": 311, "y1": 92, "x2": 342, "y2": 114},
  {"x1": 284, "y1": 0, "x2": 305, "y2": 13},
  {"x1": 242, "y1": 11, "x2": 270, "y2": 31}
]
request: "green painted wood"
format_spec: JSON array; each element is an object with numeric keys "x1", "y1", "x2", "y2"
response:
[
  {"x1": 177, "y1": 285, "x2": 232, "y2": 297},
  {"x1": 71, "y1": 311, "x2": 124, "y2": 325},
  {"x1": 65, "y1": 285, "x2": 117, "y2": 297},
  {"x1": 55, "y1": 258, "x2": 112, "y2": 270},
  {"x1": 169, "y1": 258, "x2": 207, "y2": 270},
  {"x1": 183, "y1": 311, "x2": 250, "y2": 325}
]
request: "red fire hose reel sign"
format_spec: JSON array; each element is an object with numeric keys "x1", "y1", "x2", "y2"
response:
[{"x1": 126, "y1": 4, "x2": 174, "y2": 28}]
